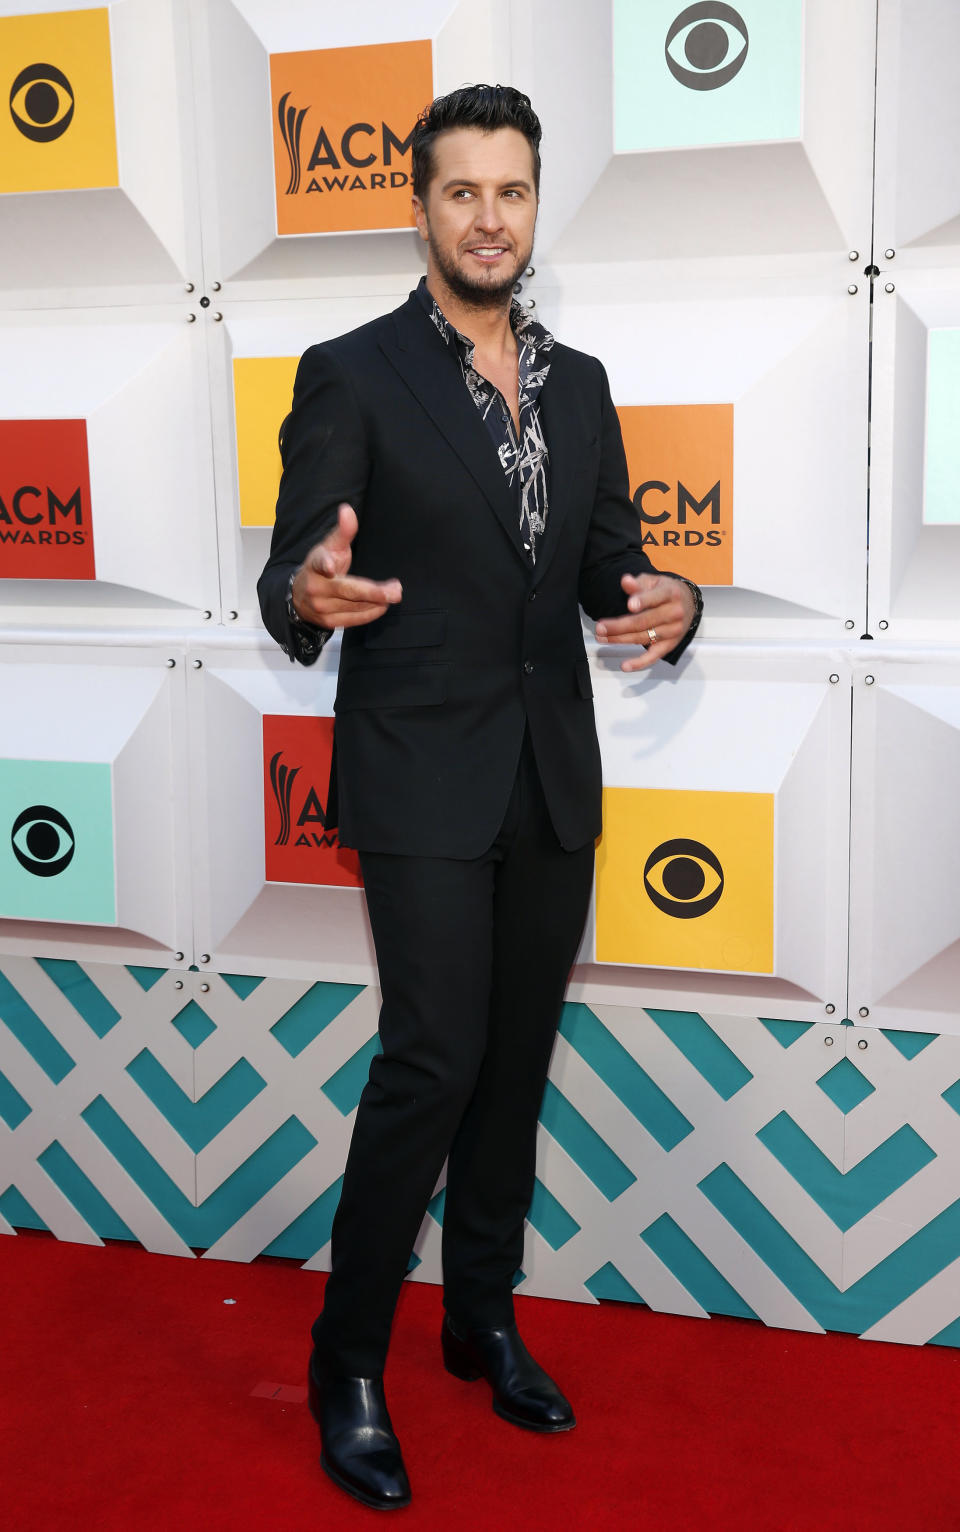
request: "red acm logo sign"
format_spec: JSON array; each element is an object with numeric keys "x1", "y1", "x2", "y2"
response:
[
  {"x1": 0, "y1": 419, "x2": 95, "y2": 579},
  {"x1": 263, "y1": 713, "x2": 362, "y2": 888}
]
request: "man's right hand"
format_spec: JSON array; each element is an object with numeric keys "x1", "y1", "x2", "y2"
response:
[{"x1": 291, "y1": 503, "x2": 402, "y2": 630}]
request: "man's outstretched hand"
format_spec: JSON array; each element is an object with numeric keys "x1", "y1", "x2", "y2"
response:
[
  {"x1": 595, "y1": 573, "x2": 695, "y2": 672},
  {"x1": 291, "y1": 503, "x2": 402, "y2": 630}
]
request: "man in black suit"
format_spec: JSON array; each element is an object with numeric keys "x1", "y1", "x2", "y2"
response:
[{"x1": 258, "y1": 84, "x2": 700, "y2": 1510}]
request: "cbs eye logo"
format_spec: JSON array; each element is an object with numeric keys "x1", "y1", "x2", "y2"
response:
[
  {"x1": 643, "y1": 838, "x2": 724, "y2": 919},
  {"x1": 9, "y1": 62, "x2": 75, "y2": 142},
  {"x1": 665, "y1": 4, "x2": 749, "y2": 90},
  {"x1": 11, "y1": 805, "x2": 76, "y2": 877}
]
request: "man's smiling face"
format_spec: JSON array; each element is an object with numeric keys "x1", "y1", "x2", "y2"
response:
[{"x1": 413, "y1": 125, "x2": 538, "y2": 311}]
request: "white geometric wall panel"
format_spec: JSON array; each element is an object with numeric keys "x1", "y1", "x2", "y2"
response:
[
  {"x1": 874, "y1": 0, "x2": 960, "y2": 270},
  {"x1": 5, "y1": 962, "x2": 960, "y2": 1350},
  {"x1": 209, "y1": 301, "x2": 411, "y2": 627},
  {"x1": 531, "y1": 0, "x2": 876, "y2": 265},
  {"x1": 186, "y1": 638, "x2": 377, "y2": 983},
  {"x1": 0, "y1": 643, "x2": 191, "y2": 966},
  {"x1": 870, "y1": 270, "x2": 960, "y2": 642},
  {"x1": 541, "y1": 271, "x2": 871, "y2": 638},
  {"x1": 570, "y1": 644, "x2": 851, "y2": 1025},
  {"x1": 848, "y1": 652, "x2": 960, "y2": 1037},
  {"x1": 0, "y1": 0, "x2": 202, "y2": 306},
  {"x1": 0, "y1": 310, "x2": 220, "y2": 627},
  {"x1": 189, "y1": 0, "x2": 512, "y2": 298}
]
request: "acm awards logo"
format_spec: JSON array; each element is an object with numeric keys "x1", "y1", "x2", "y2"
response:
[
  {"x1": 269, "y1": 39, "x2": 433, "y2": 236},
  {"x1": 0, "y1": 8, "x2": 117, "y2": 196},
  {"x1": 263, "y1": 715, "x2": 362, "y2": 888},
  {"x1": 0, "y1": 421, "x2": 95, "y2": 581},
  {"x1": 617, "y1": 404, "x2": 733, "y2": 587},
  {"x1": 665, "y1": 4, "x2": 749, "y2": 91}
]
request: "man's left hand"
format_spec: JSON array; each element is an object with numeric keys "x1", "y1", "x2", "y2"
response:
[{"x1": 595, "y1": 574, "x2": 696, "y2": 672}]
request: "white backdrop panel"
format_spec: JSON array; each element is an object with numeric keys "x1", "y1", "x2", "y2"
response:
[
  {"x1": 0, "y1": 309, "x2": 220, "y2": 626},
  {"x1": 0, "y1": 0, "x2": 202, "y2": 306},
  {"x1": 848, "y1": 651, "x2": 960, "y2": 1035}
]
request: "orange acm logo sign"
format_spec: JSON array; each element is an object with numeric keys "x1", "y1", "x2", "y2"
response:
[
  {"x1": 270, "y1": 40, "x2": 433, "y2": 236},
  {"x1": 618, "y1": 404, "x2": 733, "y2": 586}
]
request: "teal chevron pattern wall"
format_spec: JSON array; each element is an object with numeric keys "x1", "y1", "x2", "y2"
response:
[{"x1": 3, "y1": 957, "x2": 960, "y2": 1350}]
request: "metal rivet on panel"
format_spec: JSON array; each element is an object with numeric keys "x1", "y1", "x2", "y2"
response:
[
  {"x1": 213, "y1": 312, "x2": 223, "y2": 322},
  {"x1": 829, "y1": 674, "x2": 839, "y2": 685},
  {"x1": 192, "y1": 659, "x2": 203, "y2": 669},
  {"x1": 825, "y1": 1004, "x2": 836, "y2": 1014},
  {"x1": 185, "y1": 281, "x2": 195, "y2": 293},
  {"x1": 211, "y1": 281, "x2": 222, "y2": 292},
  {"x1": 825, "y1": 1035, "x2": 835, "y2": 1046},
  {"x1": 203, "y1": 611, "x2": 212, "y2": 620},
  {"x1": 858, "y1": 1037, "x2": 868, "y2": 1049},
  {"x1": 848, "y1": 250, "x2": 859, "y2": 261},
  {"x1": 884, "y1": 248, "x2": 895, "y2": 260},
  {"x1": 864, "y1": 675, "x2": 875, "y2": 685},
  {"x1": 513, "y1": 282, "x2": 523, "y2": 293},
  {"x1": 847, "y1": 284, "x2": 858, "y2": 295},
  {"x1": 525, "y1": 299, "x2": 536, "y2": 310},
  {"x1": 228, "y1": 610, "x2": 238, "y2": 620},
  {"x1": 525, "y1": 266, "x2": 535, "y2": 277},
  {"x1": 175, "y1": 952, "x2": 184, "y2": 962},
  {"x1": 173, "y1": 979, "x2": 183, "y2": 990},
  {"x1": 844, "y1": 619, "x2": 856, "y2": 629},
  {"x1": 200, "y1": 982, "x2": 210, "y2": 993},
  {"x1": 200, "y1": 954, "x2": 210, "y2": 964},
  {"x1": 166, "y1": 658, "x2": 176, "y2": 668},
  {"x1": 884, "y1": 282, "x2": 895, "y2": 293},
  {"x1": 878, "y1": 619, "x2": 889, "y2": 630},
  {"x1": 186, "y1": 312, "x2": 197, "y2": 322},
  {"x1": 859, "y1": 1006, "x2": 869, "y2": 1017},
  {"x1": 199, "y1": 295, "x2": 210, "y2": 308}
]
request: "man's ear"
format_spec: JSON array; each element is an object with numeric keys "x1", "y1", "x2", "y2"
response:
[{"x1": 411, "y1": 194, "x2": 429, "y2": 243}]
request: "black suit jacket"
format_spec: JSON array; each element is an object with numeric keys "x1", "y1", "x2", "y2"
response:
[{"x1": 258, "y1": 292, "x2": 694, "y2": 857}]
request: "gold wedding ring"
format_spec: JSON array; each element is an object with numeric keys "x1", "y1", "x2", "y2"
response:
[{"x1": 646, "y1": 627, "x2": 658, "y2": 644}]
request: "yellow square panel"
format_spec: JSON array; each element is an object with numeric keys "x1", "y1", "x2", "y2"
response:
[
  {"x1": 1, "y1": 8, "x2": 118, "y2": 194},
  {"x1": 597, "y1": 787, "x2": 774, "y2": 973}
]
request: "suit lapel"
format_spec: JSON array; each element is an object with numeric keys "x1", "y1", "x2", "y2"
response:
[
  {"x1": 380, "y1": 297, "x2": 529, "y2": 565},
  {"x1": 530, "y1": 353, "x2": 577, "y2": 586}
]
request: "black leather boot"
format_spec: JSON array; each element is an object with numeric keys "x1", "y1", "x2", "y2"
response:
[
  {"x1": 308, "y1": 1351, "x2": 411, "y2": 1509},
  {"x1": 441, "y1": 1316, "x2": 576, "y2": 1433}
]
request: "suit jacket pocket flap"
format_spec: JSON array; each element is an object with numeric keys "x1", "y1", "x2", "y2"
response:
[
  {"x1": 362, "y1": 609, "x2": 446, "y2": 649},
  {"x1": 336, "y1": 663, "x2": 448, "y2": 710}
]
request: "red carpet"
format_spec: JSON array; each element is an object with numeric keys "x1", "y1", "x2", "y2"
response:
[{"x1": 2, "y1": 1231, "x2": 959, "y2": 1531}]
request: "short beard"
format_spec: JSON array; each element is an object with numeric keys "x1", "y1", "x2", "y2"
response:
[{"x1": 428, "y1": 232, "x2": 530, "y2": 313}]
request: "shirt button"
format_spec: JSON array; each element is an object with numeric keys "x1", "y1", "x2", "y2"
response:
[
  {"x1": 528, "y1": 590, "x2": 537, "y2": 602},
  {"x1": 523, "y1": 660, "x2": 534, "y2": 674}
]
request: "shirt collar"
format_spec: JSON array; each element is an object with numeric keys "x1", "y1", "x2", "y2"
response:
[{"x1": 415, "y1": 275, "x2": 553, "y2": 365}]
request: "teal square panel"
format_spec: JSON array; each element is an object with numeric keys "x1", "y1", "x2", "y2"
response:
[
  {"x1": 817, "y1": 1058, "x2": 876, "y2": 1114},
  {"x1": 0, "y1": 758, "x2": 115, "y2": 924},
  {"x1": 924, "y1": 329, "x2": 960, "y2": 525},
  {"x1": 614, "y1": 0, "x2": 803, "y2": 152}
]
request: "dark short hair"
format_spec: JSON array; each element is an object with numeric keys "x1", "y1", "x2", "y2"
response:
[{"x1": 411, "y1": 84, "x2": 542, "y2": 201}]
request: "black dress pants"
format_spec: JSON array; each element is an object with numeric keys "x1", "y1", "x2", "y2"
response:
[{"x1": 311, "y1": 731, "x2": 595, "y2": 1376}]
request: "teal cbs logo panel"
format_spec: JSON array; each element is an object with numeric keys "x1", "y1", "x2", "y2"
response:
[
  {"x1": 0, "y1": 760, "x2": 115, "y2": 924},
  {"x1": 614, "y1": 0, "x2": 803, "y2": 152}
]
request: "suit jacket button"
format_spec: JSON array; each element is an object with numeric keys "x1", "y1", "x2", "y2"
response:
[
  {"x1": 523, "y1": 660, "x2": 534, "y2": 674},
  {"x1": 528, "y1": 590, "x2": 537, "y2": 602}
]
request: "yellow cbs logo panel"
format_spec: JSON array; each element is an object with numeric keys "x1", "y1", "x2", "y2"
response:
[
  {"x1": 596, "y1": 787, "x2": 774, "y2": 974},
  {"x1": 618, "y1": 404, "x2": 733, "y2": 587},
  {"x1": 0, "y1": 8, "x2": 118, "y2": 194},
  {"x1": 233, "y1": 356, "x2": 298, "y2": 527},
  {"x1": 269, "y1": 40, "x2": 432, "y2": 235}
]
